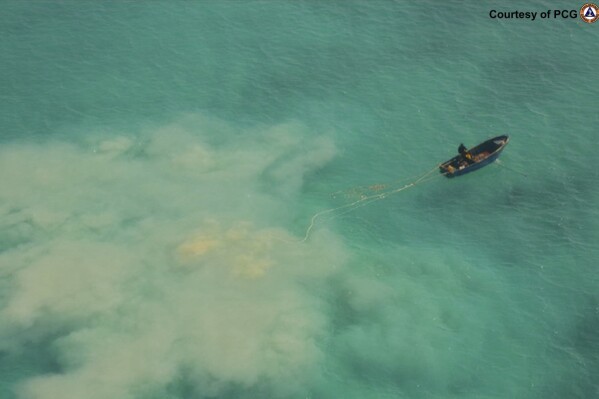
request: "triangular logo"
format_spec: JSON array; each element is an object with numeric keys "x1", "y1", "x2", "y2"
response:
[{"x1": 585, "y1": 7, "x2": 596, "y2": 17}]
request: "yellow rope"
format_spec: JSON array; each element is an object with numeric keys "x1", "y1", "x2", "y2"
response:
[
  {"x1": 330, "y1": 169, "x2": 433, "y2": 200},
  {"x1": 496, "y1": 159, "x2": 528, "y2": 177},
  {"x1": 299, "y1": 164, "x2": 445, "y2": 242}
]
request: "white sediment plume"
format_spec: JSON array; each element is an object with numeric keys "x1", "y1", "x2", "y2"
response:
[
  {"x1": 0, "y1": 116, "x2": 524, "y2": 399},
  {"x1": 0, "y1": 116, "x2": 345, "y2": 398}
]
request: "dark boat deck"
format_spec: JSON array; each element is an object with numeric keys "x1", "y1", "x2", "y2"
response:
[{"x1": 440, "y1": 135, "x2": 509, "y2": 177}]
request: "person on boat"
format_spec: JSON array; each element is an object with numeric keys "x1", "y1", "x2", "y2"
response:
[{"x1": 458, "y1": 143, "x2": 474, "y2": 164}]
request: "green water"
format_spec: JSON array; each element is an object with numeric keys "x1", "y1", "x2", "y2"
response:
[{"x1": 1, "y1": 2, "x2": 598, "y2": 398}]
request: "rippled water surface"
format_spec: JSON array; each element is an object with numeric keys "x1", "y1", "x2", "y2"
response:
[{"x1": 1, "y1": 2, "x2": 598, "y2": 398}]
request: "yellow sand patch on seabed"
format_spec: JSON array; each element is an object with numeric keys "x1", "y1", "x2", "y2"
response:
[
  {"x1": 178, "y1": 237, "x2": 220, "y2": 257},
  {"x1": 177, "y1": 222, "x2": 293, "y2": 278},
  {"x1": 175, "y1": 165, "x2": 443, "y2": 270}
]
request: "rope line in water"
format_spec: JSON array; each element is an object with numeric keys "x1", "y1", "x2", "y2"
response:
[
  {"x1": 330, "y1": 168, "x2": 437, "y2": 200},
  {"x1": 299, "y1": 164, "x2": 445, "y2": 242},
  {"x1": 496, "y1": 159, "x2": 528, "y2": 177},
  {"x1": 265, "y1": 157, "x2": 522, "y2": 245},
  {"x1": 292, "y1": 158, "x2": 520, "y2": 243}
]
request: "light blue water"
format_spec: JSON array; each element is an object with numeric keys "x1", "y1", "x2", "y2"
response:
[{"x1": 1, "y1": 2, "x2": 598, "y2": 399}]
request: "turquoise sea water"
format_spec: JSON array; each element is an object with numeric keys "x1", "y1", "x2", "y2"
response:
[{"x1": 1, "y1": 2, "x2": 598, "y2": 398}]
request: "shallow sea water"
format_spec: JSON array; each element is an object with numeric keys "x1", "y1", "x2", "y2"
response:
[{"x1": 1, "y1": 2, "x2": 598, "y2": 398}]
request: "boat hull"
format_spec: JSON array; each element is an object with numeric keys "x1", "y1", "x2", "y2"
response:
[{"x1": 440, "y1": 135, "x2": 509, "y2": 178}]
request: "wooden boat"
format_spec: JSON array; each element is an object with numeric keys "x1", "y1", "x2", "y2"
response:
[{"x1": 439, "y1": 135, "x2": 509, "y2": 177}]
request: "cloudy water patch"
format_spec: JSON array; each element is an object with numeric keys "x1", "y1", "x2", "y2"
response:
[{"x1": 0, "y1": 116, "x2": 346, "y2": 398}]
